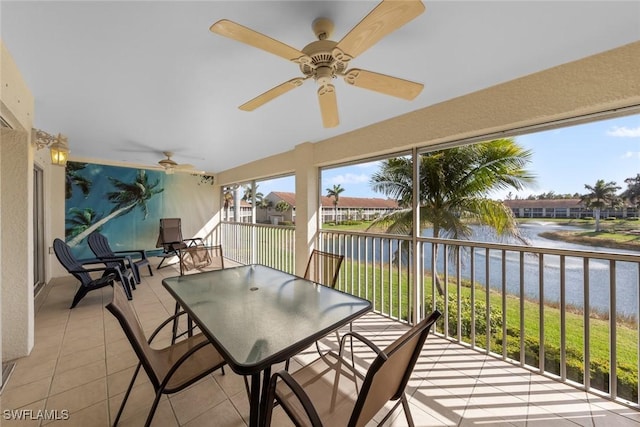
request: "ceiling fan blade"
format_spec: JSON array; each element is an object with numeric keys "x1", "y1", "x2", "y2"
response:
[
  {"x1": 210, "y1": 19, "x2": 308, "y2": 63},
  {"x1": 334, "y1": 0, "x2": 425, "y2": 60},
  {"x1": 343, "y1": 69, "x2": 423, "y2": 100},
  {"x1": 317, "y1": 84, "x2": 339, "y2": 128},
  {"x1": 239, "y1": 78, "x2": 306, "y2": 111}
]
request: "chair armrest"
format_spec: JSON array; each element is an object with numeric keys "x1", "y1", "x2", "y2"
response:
[
  {"x1": 82, "y1": 257, "x2": 129, "y2": 270},
  {"x1": 113, "y1": 249, "x2": 149, "y2": 260},
  {"x1": 70, "y1": 265, "x2": 117, "y2": 274},
  {"x1": 184, "y1": 238, "x2": 204, "y2": 247},
  {"x1": 339, "y1": 331, "x2": 385, "y2": 359},
  {"x1": 147, "y1": 310, "x2": 191, "y2": 344},
  {"x1": 264, "y1": 370, "x2": 323, "y2": 427}
]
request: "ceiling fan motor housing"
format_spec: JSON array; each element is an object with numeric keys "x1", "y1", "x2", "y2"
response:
[{"x1": 300, "y1": 40, "x2": 347, "y2": 84}]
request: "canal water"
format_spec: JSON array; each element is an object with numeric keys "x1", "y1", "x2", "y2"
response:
[
  {"x1": 329, "y1": 222, "x2": 640, "y2": 317},
  {"x1": 434, "y1": 222, "x2": 640, "y2": 318}
]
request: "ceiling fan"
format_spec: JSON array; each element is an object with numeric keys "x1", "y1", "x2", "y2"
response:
[
  {"x1": 157, "y1": 151, "x2": 202, "y2": 175},
  {"x1": 210, "y1": 0, "x2": 425, "y2": 128}
]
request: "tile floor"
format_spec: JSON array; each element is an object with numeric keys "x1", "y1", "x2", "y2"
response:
[{"x1": 2, "y1": 258, "x2": 640, "y2": 426}]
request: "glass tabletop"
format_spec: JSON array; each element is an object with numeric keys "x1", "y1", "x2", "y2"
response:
[{"x1": 162, "y1": 264, "x2": 372, "y2": 375}]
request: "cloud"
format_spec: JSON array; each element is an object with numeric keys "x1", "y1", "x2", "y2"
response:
[
  {"x1": 328, "y1": 173, "x2": 370, "y2": 185},
  {"x1": 354, "y1": 161, "x2": 382, "y2": 169},
  {"x1": 607, "y1": 126, "x2": 640, "y2": 137},
  {"x1": 621, "y1": 151, "x2": 640, "y2": 159}
]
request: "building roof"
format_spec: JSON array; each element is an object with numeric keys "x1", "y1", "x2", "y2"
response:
[
  {"x1": 268, "y1": 192, "x2": 399, "y2": 209},
  {"x1": 503, "y1": 198, "x2": 635, "y2": 209}
]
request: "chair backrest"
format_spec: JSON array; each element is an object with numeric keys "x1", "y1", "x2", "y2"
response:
[
  {"x1": 156, "y1": 218, "x2": 184, "y2": 249},
  {"x1": 53, "y1": 238, "x2": 94, "y2": 286},
  {"x1": 105, "y1": 284, "x2": 163, "y2": 389},
  {"x1": 303, "y1": 250, "x2": 344, "y2": 288},
  {"x1": 88, "y1": 231, "x2": 115, "y2": 258},
  {"x1": 208, "y1": 245, "x2": 225, "y2": 270},
  {"x1": 348, "y1": 310, "x2": 442, "y2": 427}
]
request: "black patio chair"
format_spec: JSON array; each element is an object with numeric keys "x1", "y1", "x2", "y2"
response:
[
  {"x1": 53, "y1": 238, "x2": 134, "y2": 308},
  {"x1": 88, "y1": 231, "x2": 152, "y2": 284}
]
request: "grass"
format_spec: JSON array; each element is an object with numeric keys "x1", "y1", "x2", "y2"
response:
[{"x1": 334, "y1": 257, "x2": 639, "y2": 402}]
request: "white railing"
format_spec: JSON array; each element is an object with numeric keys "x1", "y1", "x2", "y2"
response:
[
  {"x1": 321, "y1": 229, "x2": 640, "y2": 408},
  {"x1": 220, "y1": 221, "x2": 295, "y2": 273},
  {"x1": 221, "y1": 222, "x2": 639, "y2": 407}
]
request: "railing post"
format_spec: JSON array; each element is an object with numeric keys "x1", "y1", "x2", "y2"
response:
[{"x1": 411, "y1": 147, "x2": 421, "y2": 325}]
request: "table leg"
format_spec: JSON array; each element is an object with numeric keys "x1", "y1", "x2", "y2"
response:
[
  {"x1": 259, "y1": 366, "x2": 272, "y2": 426},
  {"x1": 248, "y1": 366, "x2": 273, "y2": 427},
  {"x1": 249, "y1": 373, "x2": 261, "y2": 427}
]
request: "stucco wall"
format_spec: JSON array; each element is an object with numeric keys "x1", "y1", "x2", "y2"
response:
[
  {"x1": 1, "y1": 128, "x2": 35, "y2": 361},
  {"x1": 1, "y1": 41, "x2": 36, "y2": 362}
]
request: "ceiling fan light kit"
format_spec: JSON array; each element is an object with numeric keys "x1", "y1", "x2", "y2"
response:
[{"x1": 210, "y1": 0, "x2": 425, "y2": 128}]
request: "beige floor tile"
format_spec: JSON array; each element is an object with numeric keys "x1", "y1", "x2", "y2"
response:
[
  {"x1": 2, "y1": 376, "x2": 52, "y2": 410},
  {"x1": 106, "y1": 365, "x2": 149, "y2": 397},
  {"x1": 1, "y1": 398, "x2": 46, "y2": 427},
  {"x1": 7, "y1": 358, "x2": 57, "y2": 389},
  {"x1": 115, "y1": 398, "x2": 178, "y2": 427},
  {"x1": 168, "y1": 376, "x2": 227, "y2": 425},
  {"x1": 182, "y1": 399, "x2": 246, "y2": 427},
  {"x1": 50, "y1": 359, "x2": 106, "y2": 395},
  {"x1": 54, "y1": 344, "x2": 105, "y2": 375},
  {"x1": 43, "y1": 377, "x2": 107, "y2": 422},
  {"x1": 46, "y1": 400, "x2": 109, "y2": 427}
]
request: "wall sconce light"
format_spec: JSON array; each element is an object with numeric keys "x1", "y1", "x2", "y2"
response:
[{"x1": 32, "y1": 129, "x2": 70, "y2": 167}]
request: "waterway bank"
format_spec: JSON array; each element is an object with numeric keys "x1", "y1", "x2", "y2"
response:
[{"x1": 539, "y1": 230, "x2": 640, "y2": 252}]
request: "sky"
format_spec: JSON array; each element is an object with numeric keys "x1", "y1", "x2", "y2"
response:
[{"x1": 254, "y1": 113, "x2": 640, "y2": 201}]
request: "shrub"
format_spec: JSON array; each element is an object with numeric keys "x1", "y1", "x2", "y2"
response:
[
  {"x1": 436, "y1": 293, "x2": 503, "y2": 338},
  {"x1": 605, "y1": 217, "x2": 617, "y2": 221}
]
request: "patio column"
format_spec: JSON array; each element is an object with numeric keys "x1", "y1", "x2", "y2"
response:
[
  {"x1": 1, "y1": 128, "x2": 35, "y2": 360},
  {"x1": 294, "y1": 142, "x2": 318, "y2": 276}
]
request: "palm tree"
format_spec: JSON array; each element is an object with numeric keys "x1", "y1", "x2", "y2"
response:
[
  {"x1": 65, "y1": 162, "x2": 92, "y2": 199},
  {"x1": 580, "y1": 179, "x2": 621, "y2": 231},
  {"x1": 223, "y1": 189, "x2": 234, "y2": 220},
  {"x1": 67, "y1": 170, "x2": 164, "y2": 246},
  {"x1": 326, "y1": 184, "x2": 345, "y2": 223},
  {"x1": 242, "y1": 184, "x2": 264, "y2": 205},
  {"x1": 369, "y1": 138, "x2": 535, "y2": 295},
  {"x1": 65, "y1": 207, "x2": 100, "y2": 239},
  {"x1": 622, "y1": 173, "x2": 640, "y2": 211},
  {"x1": 257, "y1": 198, "x2": 273, "y2": 210}
]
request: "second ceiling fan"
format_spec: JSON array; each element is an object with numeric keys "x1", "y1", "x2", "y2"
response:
[{"x1": 210, "y1": 0, "x2": 425, "y2": 128}]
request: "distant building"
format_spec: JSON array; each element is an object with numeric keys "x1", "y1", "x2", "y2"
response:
[
  {"x1": 258, "y1": 191, "x2": 400, "y2": 224},
  {"x1": 503, "y1": 198, "x2": 638, "y2": 219}
]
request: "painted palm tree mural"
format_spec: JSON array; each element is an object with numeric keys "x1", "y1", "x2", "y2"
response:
[
  {"x1": 65, "y1": 161, "x2": 215, "y2": 258},
  {"x1": 65, "y1": 162, "x2": 91, "y2": 199},
  {"x1": 65, "y1": 207, "x2": 100, "y2": 238},
  {"x1": 67, "y1": 168, "x2": 164, "y2": 247}
]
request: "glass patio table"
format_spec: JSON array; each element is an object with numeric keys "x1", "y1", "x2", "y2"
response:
[{"x1": 162, "y1": 263, "x2": 372, "y2": 427}]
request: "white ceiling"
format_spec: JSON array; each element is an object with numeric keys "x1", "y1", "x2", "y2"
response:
[{"x1": 2, "y1": 1, "x2": 639, "y2": 174}]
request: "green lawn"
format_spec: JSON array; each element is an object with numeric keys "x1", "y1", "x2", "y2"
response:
[{"x1": 334, "y1": 258, "x2": 639, "y2": 402}]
